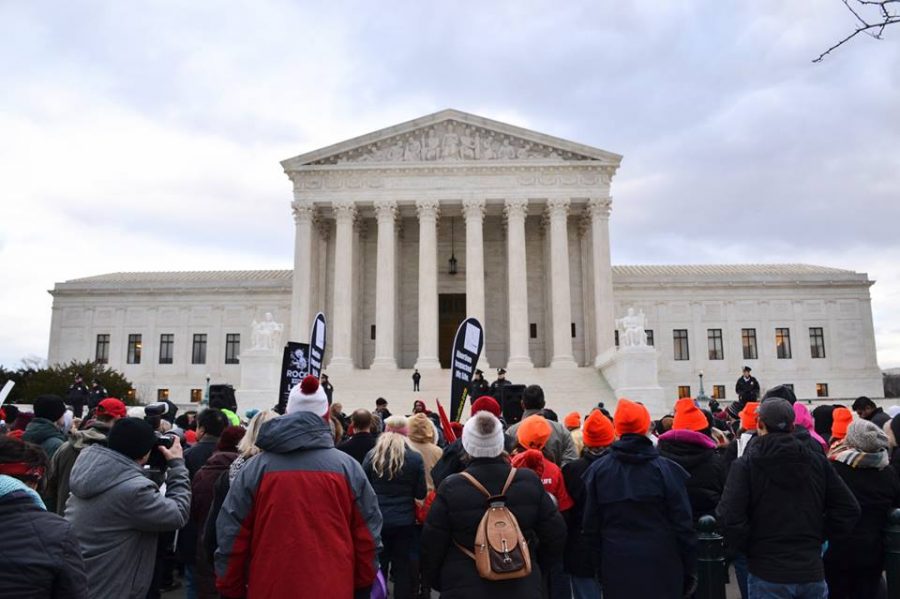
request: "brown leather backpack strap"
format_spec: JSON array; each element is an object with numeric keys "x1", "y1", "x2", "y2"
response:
[
  {"x1": 500, "y1": 467, "x2": 517, "y2": 495},
  {"x1": 453, "y1": 540, "x2": 478, "y2": 560},
  {"x1": 459, "y1": 471, "x2": 492, "y2": 498}
]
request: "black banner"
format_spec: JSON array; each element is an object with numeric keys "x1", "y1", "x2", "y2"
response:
[
  {"x1": 277, "y1": 342, "x2": 310, "y2": 414},
  {"x1": 308, "y1": 312, "x2": 327, "y2": 379},
  {"x1": 450, "y1": 317, "x2": 484, "y2": 422}
]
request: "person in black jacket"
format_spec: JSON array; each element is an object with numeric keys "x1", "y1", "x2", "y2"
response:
[
  {"x1": 886, "y1": 413, "x2": 900, "y2": 480},
  {"x1": 735, "y1": 367, "x2": 760, "y2": 403},
  {"x1": 0, "y1": 435, "x2": 87, "y2": 598},
  {"x1": 658, "y1": 398, "x2": 727, "y2": 522},
  {"x1": 562, "y1": 409, "x2": 614, "y2": 599},
  {"x1": 422, "y1": 410, "x2": 566, "y2": 599},
  {"x1": 717, "y1": 399, "x2": 860, "y2": 597},
  {"x1": 824, "y1": 419, "x2": 900, "y2": 598},
  {"x1": 582, "y1": 399, "x2": 696, "y2": 599},
  {"x1": 853, "y1": 396, "x2": 891, "y2": 429},
  {"x1": 337, "y1": 409, "x2": 378, "y2": 464},
  {"x1": 431, "y1": 396, "x2": 505, "y2": 489},
  {"x1": 363, "y1": 416, "x2": 426, "y2": 599},
  {"x1": 66, "y1": 373, "x2": 90, "y2": 419}
]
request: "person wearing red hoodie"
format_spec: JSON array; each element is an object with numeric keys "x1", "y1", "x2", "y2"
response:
[{"x1": 512, "y1": 414, "x2": 573, "y2": 599}]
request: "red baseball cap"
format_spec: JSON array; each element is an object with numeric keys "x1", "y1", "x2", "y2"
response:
[{"x1": 96, "y1": 398, "x2": 127, "y2": 419}]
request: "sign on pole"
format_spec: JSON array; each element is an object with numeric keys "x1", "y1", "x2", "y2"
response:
[
  {"x1": 308, "y1": 313, "x2": 327, "y2": 379},
  {"x1": 449, "y1": 317, "x2": 485, "y2": 422},
  {"x1": 277, "y1": 342, "x2": 310, "y2": 414}
]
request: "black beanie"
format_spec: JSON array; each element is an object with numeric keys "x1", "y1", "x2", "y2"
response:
[
  {"x1": 108, "y1": 417, "x2": 157, "y2": 460},
  {"x1": 33, "y1": 395, "x2": 66, "y2": 422},
  {"x1": 762, "y1": 384, "x2": 797, "y2": 405}
]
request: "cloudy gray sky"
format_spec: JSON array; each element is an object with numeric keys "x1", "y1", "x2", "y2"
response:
[{"x1": 1, "y1": 1, "x2": 898, "y2": 369}]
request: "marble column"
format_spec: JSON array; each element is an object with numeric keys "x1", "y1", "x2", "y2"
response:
[
  {"x1": 463, "y1": 197, "x2": 490, "y2": 368},
  {"x1": 588, "y1": 197, "x2": 615, "y2": 366},
  {"x1": 504, "y1": 198, "x2": 533, "y2": 369},
  {"x1": 415, "y1": 199, "x2": 441, "y2": 369},
  {"x1": 371, "y1": 199, "x2": 398, "y2": 369},
  {"x1": 290, "y1": 201, "x2": 316, "y2": 341},
  {"x1": 547, "y1": 198, "x2": 577, "y2": 368},
  {"x1": 327, "y1": 200, "x2": 357, "y2": 370}
]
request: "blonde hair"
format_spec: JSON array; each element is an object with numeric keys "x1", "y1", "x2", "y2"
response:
[
  {"x1": 370, "y1": 431, "x2": 408, "y2": 480},
  {"x1": 238, "y1": 410, "x2": 277, "y2": 457}
]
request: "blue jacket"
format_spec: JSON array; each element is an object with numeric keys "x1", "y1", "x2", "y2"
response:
[
  {"x1": 582, "y1": 434, "x2": 697, "y2": 599},
  {"x1": 363, "y1": 445, "x2": 426, "y2": 528}
]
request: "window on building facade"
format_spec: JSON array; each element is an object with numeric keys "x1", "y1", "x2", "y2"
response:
[
  {"x1": 192, "y1": 334, "x2": 207, "y2": 365},
  {"x1": 95, "y1": 334, "x2": 110, "y2": 364},
  {"x1": 159, "y1": 334, "x2": 174, "y2": 364},
  {"x1": 157, "y1": 388, "x2": 169, "y2": 401},
  {"x1": 370, "y1": 325, "x2": 376, "y2": 340},
  {"x1": 712, "y1": 385, "x2": 726, "y2": 400},
  {"x1": 190, "y1": 388, "x2": 203, "y2": 403},
  {"x1": 708, "y1": 329, "x2": 724, "y2": 360},
  {"x1": 809, "y1": 327, "x2": 826, "y2": 359},
  {"x1": 614, "y1": 330, "x2": 619, "y2": 347},
  {"x1": 741, "y1": 328, "x2": 758, "y2": 360},
  {"x1": 673, "y1": 329, "x2": 690, "y2": 360},
  {"x1": 677, "y1": 385, "x2": 691, "y2": 399},
  {"x1": 225, "y1": 333, "x2": 240, "y2": 364},
  {"x1": 126, "y1": 388, "x2": 136, "y2": 402},
  {"x1": 646, "y1": 329, "x2": 654, "y2": 347},
  {"x1": 530, "y1": 323, "x2": 537, "y2": 339},
  {"x1": 571, "y1": 323, "x2": 576, "y2": 338},
  {"x1": 776, "y1": 328, "x2": 792, "y2": 359},
  {"x1": 127, "y1": 334, "x2": 142, "y2": 364},
  {"x1": 816, "y1": 383, "x2": 829, "y2": 398}
]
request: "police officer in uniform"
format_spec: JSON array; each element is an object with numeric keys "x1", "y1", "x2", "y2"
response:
[
  {"x1": 489, "y1": 368, "x2": 512, "y2": 394},
  {"x1": 468, "y1": 369, "x2": 490, "y2": 399},
  {"x1": 735, "y1": 366, "x2": 760, "y2": 403}
]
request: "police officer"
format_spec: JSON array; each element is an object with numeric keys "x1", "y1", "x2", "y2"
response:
[
  {"x1": 468, "y1": 369, "x2": 490, "y2": 399},
  {"x1": 66, "y1": 374, "x2": 90, "y2": 419},
  {"x1": 489, "y1": 368, "x2": 512, "y2": 394},
  {"x1": 735, "y1": 366, "x2": 760, "y2": 403}
]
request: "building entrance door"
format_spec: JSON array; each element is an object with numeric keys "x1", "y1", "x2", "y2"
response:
[{"x1": 438, "y1": 293, "x2": 467, "y2": 368}]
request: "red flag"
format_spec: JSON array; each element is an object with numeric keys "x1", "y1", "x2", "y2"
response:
[{"x1": 436, "y1": 399, "x2": 457, "y2": 443}]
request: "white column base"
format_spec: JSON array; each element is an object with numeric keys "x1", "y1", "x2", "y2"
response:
[
  {"x1": 414, "y1": 357, "x2": 442, "y2": 370},
  {"x1": 550, "y1": 356, "x2": 579, "y2": 369},
  {"x1": 326, "y1": 357, "x2": 355, "y2": 372},
  {"x1": 370, "y1": 357, "x2": 398, "y2": 370},
  {"x1": 506, "y1": 356, "x2": 534, "y2": 370}
]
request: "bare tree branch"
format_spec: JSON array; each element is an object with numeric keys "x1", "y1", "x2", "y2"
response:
[{"x1": 814, "y1": 0, "x2": 900, "y2": 62}]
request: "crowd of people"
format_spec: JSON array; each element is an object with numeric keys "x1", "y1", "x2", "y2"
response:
[{"x1": 1, "y1": 367, "x2": 899, "y2": 599}]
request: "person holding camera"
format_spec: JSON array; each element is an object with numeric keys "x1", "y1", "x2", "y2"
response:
[{"x1": 65, "y1": 417, "x2": 191, "y2": 599}]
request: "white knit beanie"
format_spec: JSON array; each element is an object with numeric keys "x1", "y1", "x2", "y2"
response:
[
  {"x1": 286, "y1": 375, "x2": 329, "y2": 417},
  {"x1": 462, "y1": 412, "x2": 505, "y2": 458}
]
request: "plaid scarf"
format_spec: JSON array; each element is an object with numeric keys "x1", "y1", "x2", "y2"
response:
[{"x1": 829, "y1": 445, "x2": 889, "y2": 470}]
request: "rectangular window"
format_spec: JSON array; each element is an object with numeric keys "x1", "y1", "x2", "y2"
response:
[
  {"x1": 127, "y1": 334, "x2": 142, "y2": 364},
  {"x1": 370, "y1": 325, "x2": 376, "y2": 340},
  {"x1": 776, "y1": 328, "x2": 792, "y2": 359},
  {"x1": 809, "y1": 327, "x2": 826, "y2": 359},
  {"x1": 816, "y1": 383, "x2": 829, "y2": 398},
  {"x1": 95, "y1": 334, "x2": 110, "y2": 364},
  {"x1": 646, "y1": 329, "x2": 654, "y2": 347},
  {"x1": 712, "y1": 385, "x2": 726, "y2": 400},
  {"x1": 707, "y1": 329, "x2": 724, "y2": 360},
  {"x1": 190, "y1": 389, "x2": 203, "y2": 403},
  {"x1": 571, "y1": 323, "x2": 576, "y2": 338},
  {"x1": 530, "y1": 323, "x2": 537, "y2": 339},
  {"x1": 614, "y1": 330, "x2": 619, "y2": 347},
  {"x1": 126, "y1": 388, "x2": 136, "y2": 402},
  {"x1": 742, "y1": 328, "x2": 758, "y2": 360},
  {"x1": 673, "y1": 329, "x2": 690, "y2": 361},
  {"x1": 192, "y1": 333, "x2": 207, "y2": 365},
  {"x1": 157, "y1": 388, "x2": 169, "y2": 401},
  {"x1": 677, "y1": 385, "x2": 691, "y2": 399},
  {"x1": 159, "y1": 334, "x2": 174, "y2": 364},
  {"x1": 225, "y1": 333, "x2": 240, "y2": 364}
]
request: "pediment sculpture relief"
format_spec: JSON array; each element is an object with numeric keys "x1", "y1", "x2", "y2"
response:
[{"x1": 311, "y1": 121, "x2": 592, "y2": 165}]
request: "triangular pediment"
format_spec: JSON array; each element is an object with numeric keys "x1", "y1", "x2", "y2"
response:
[{"x1": 281, "y1": 109, "x2": 622, "y2": 169}]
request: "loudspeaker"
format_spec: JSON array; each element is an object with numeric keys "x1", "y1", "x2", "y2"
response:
[{"x1": 494, "y1": 384, "x2": 527, "y2": 425}]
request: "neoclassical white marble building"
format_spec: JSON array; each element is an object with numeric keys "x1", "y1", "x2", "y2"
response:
[{"x1": 47, "y1": 110, "x2": 884, "y2": 414}]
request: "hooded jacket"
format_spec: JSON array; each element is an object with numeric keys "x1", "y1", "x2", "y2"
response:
[
  {"x1": 0, "y1": 475, "x2": 87, "y2": 598},
  {"x1": 717, "y1": 432, "x2": 860, "y2": 584},
  {"x1": 22, "y1": 417, "x2": 67, "y2": 459},
  {"x1": 506, "y1": 408, "x2": 579, "y2": 466},
  {"x1": 215, "y1": 411, "x2": 382, "y2": 599},
  {"x1": 407, "y1": 415, "x2": 443, "y2": 491},
  {"x1": 658, "y1": 429, "x2": 727, "y2": 521},
  {"x1": 421, "y1": 457, "x2": 567, "y2": 599},
  {"x1": 582, "y1": 434, "x2": 696, "y2": 599},
  {"x1": 65, "y1": 444, "x2": 191, "y2": 599},
  {"x1": 510, "y1": 448, "x2": 573, "y2": 511},
  {"x1": 45, "y1": 421, "x2": 111, "y2": 514}
]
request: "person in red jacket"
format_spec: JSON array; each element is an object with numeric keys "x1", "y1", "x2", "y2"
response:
[{"x1": 214, "y1": 376, "x2": 382, "y2": 599}]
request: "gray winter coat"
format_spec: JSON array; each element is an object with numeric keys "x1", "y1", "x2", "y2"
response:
[
  {"x1": 506, "y1": 408, "x2": 579, "y2": 466},
  {"x1": 65, "y1": 444, "x2": 191, "y2": 599}
]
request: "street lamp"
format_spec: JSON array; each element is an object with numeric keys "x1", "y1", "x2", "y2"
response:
[
  {"x1": 448, "y1": 217, "x2": 458, "y2": 275},
  {"x1": 204, "y1": 374, "x2": 211, "y2": 405},
  {"x1": 696, "y1": 370, "x2": 710, "y2": 405}
]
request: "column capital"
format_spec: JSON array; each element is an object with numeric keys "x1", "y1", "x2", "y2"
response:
[
  {"x1": 545, "y1": 197, "x2": 571, "y2": 218},
  {"x1": 503, "y1": 197, "x2": 529, "y2": 221},
  {"x1": 373, "y1": 199, "x2": 398, "y2": 222},
  {"x1": 587, "y1": 196, "x2": 613, "y2": 219},
  {"x1": 291, "y1": 201, "x2": 316, "y2": 224},
  {"x1": 415, "y1": 198, "x2": 440, "y2": 220},
  {"x1": 332, "y1": 200, "x2": 358, "y2": 223},
  {"x1": 462, "y1": 197, "x2": 486, "y2": 222}
]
